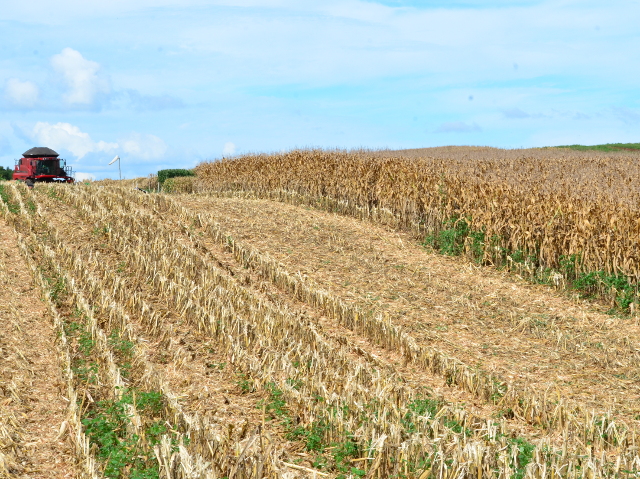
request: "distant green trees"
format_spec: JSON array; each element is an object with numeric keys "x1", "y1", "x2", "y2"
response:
[
  {"x1": 0, "y1": 166, "x2": 13, "y2": 181},
  {"x1": 157, "y1": 169, "x2": 194, "y2": 185}
]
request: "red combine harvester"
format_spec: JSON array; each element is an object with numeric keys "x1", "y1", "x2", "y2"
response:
[{"x1": 13, "y1": 147, "x2": 75, "y2": 185}]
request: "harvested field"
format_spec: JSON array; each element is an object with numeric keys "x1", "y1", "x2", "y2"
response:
[
  {"x1": 1, "y1": 171, "x2": 640, "y2": 477},
  {"x1": 178, "y1": 195, "x2": 640, "y2": 421},
  {"x1": 0, "y1": 208, "x2": 78, "y2": 478}
]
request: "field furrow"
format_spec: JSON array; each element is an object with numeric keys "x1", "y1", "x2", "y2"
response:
[
  {"x1": 26, "y1": 185, "x2": 291, "y2": 477},
  {"x1": 3, "y1": 177, "x2": 640, "y2": 478},
  {"x1": 177, "y1": 194, "x2": 640, "y2": 420},
  {"x1": 95, "y1": 186, "x2": 640, "y2": 473},
  {"x1": 44, "y1": 185, "x2": 558, "y2": 476},
  {"x1": 0, "y1": 191, "x2": 79, "y2": 478}
]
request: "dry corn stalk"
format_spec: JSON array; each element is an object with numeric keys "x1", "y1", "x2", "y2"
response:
[
  {"x1": 195, "y1": 150, "x2": 640, "y2": 296},
  {"x1": 26, "y1": 183, "x2": 640, "y2": 477}
]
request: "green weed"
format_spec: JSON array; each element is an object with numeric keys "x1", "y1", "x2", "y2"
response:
[
  {"x1": 47, "y1": 187, "x2": 59, "y2": 199},
  {"x1": 287, "y1": 420, "x2": 329, "y2": 452},
  {"x1": 490, "y1": 379, "x2": 507, "y2": 403},
  {"x1": 401, "y1": 396, "x2": 471, "y2": 437},
  {"x1": 206, "y1": 361, "x2": 226, "y2": 370},
  {"x1": 108, "y1": 330, "x2": 135, "y2": 360},
  {"x1": 509, "y1": 437, "x2": 535, "y2": 479},
  {"x1": 401, "y1": 397, "x2": 441, "y2": 435},
  {"x1": 422, "y1": 214, "x2": 639, "y2": 313},
  {"x1": 332, "y1": 435, "x2": 363, "y2": 477},
  {"x1": 259, "y1": 382, "x2": 288, "y2": 419},
  {"x1": 423, "y1": 217, "x2": 467, "y2": 256},
  {"x1": 78, "y1": 329, "x2": 95, "y2": 356},
  {"x1": 286, "y1": 378, "x2": 304, "y2": 390},
  {"x1": 423, "y1": 217, "x2": 485, "y2": 262},
  {"x1": 92, "y1": 225, "x2": 111, "y2": 236},
  {"x1": 82, "y1": 392, "x2": 165, "y2": 479},
  {"x1": 64, "y1": 319, "x2": 84, "y2": 337},
  {"x1": 39, "y1": 267, "x2": 66, "y2": 304},
  {"x1": 0, "y1": 184, "x2": 20, "y2": 214},
  {"x1": 236, "y1": 373, "x2": 255, "y2": 394},
  {"x1": 133, "y1": 390, "x2": 165, "y2": 416},
  {"x1": 72, "y1": 360, "x2": 98, "y2": 384}
]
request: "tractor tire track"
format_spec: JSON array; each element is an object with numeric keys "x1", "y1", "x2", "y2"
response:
[{"x1": 0, "y1": 216, "x2": 78, "y2": 479}]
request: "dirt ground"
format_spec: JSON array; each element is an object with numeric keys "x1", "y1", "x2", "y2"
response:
[
  {"x1": 180, "y1": 195, "x2": 640, "y2": 425},
  {"x1": 0, "y1": 217, "x2": 77, "y2": 478},
  {"x1": 5, "y1": 184, "x2": 640, "y2": 475}
]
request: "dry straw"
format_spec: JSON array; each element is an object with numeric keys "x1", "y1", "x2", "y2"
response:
[
  {"x1": 53, "y1": 184, "x2": 640, "y2": 476},
  {"x1": 155, "y1": 189, "x2": 640, "y2": 455},
  {"x1": 4, "y1": 179, "x2": 640, "y2": 478},
  {"x1": 195, "y1": 149, "x2": 640, "y2": 293},
  {"x1": 27, "y1": 186, "x2": 285, "y2": 478}
]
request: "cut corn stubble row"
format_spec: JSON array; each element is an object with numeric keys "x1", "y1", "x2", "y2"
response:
[
  {"x1": 19, "y1": 184, "x2": 285, "y2": 479},
  {"x1": 53, "y1": 183, "x2": 540, "y2": 476},
  {"x1": 47, "y1": 183, "x2": 640, "y2": 477},
  {"x1": 148, "y1": 189, "x2": 640, "y2": 455},
  {"x1": 53, "y1": 183, "x2": 484, "y2": 476},
  {"x1": 0, "y1": 184, "x2": 100, "y2": 478},
  {"x1": 196, "y1": 189, "x2": 640, "y2": 376}
]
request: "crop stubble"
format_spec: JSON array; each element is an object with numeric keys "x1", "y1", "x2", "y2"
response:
[
  {"x1": 0, "y1": 216, "x2": 77, "y2": 478},
  {"x1": 2, "y1": 178, "x2": 640, "y2": 477},
  {"x1": 177, "y1": 195, "x2": 640, "y2": 422},
  {"x1": 33, "y1": 188, "x2": 292, "y2": 447}
]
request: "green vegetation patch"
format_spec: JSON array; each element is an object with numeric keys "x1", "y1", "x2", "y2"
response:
[
  {"x1": 0, "y1": 184, "x2": 19, "y2": 214},
  {"x1": 509, "y1": 437, "x2": 536, "y2": 479},
  {"x1": 157, "y1": 168, "x2": 195, "y2": 185},
  {"x1": 65, "y1": 311, "x2": 172, "y2": 478},
  {"x1": 82, "y1": 387, "x2": 177, "y2": 479},
  {"x1": 422, "y1": 216, "x2": 485, "y2": 261},
  {"x1": 0, "y1": 166, "x2": 13, "y2": 181},
  {"x1": 554, "y1": 143, "x2": 640, "y2": 152},
  {"x1": 423, "y1": 216, "x2": 639, "y2": 314}
]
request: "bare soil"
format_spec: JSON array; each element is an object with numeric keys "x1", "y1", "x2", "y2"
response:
[
  {"x1": 0, "y1": 217, "x2": 77, "y2": 479},
  {"x1": 6, "y1": 185, "x2": 640, "y2": 474},
  {"x1": 179, "y1": 195, "x2": 640, "y2": 425}
]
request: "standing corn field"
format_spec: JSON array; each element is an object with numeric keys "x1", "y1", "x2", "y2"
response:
[{"x1": 196, "y1": 148, "x2": 640, "y2": 309}]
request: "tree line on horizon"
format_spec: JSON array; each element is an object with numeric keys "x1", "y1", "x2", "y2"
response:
[{"x1": 0, "y1": 166, "x2": 13, "y2": 181}]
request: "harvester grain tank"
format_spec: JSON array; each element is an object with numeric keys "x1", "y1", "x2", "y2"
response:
[{"x1": 13, "y1": 147, "x2": 75, "y2": 185}]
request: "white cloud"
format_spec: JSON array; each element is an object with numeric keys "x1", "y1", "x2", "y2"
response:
[
  {"x1": 222, "y1": 142, "x2": 236, "y2": 156},
  {"x1": 1, "y1": 0, "x2": 640, "y2": 159},
  {"x1": 29, "y1": 122, "x2": 168, "y2": 163},
  {"x1": 31, "y1": 122, "x2": 117, "y2": 159},
  {"x1": 51, "y1": 48, "x2": 110, "y2": 106},
  {"x1": 4, "y1": 79, "x2": 39, "y2": 108},
  {"x1": 120, "y1": 133, "x2": 167, "y2": 160},
  {"x1": 75, "y1": 172, "x2": 96, "y2": 181}
]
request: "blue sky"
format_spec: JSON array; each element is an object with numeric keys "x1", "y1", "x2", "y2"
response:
[{"x1": 1, "y1": 0, "x2": 639, "y2": 180}]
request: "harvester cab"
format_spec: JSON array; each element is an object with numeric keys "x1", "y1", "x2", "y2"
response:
[{"x1": 13, "y1": 147, "x2": 75, "y2": 185}]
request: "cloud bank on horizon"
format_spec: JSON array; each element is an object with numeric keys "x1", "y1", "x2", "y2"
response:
[{"x1": 0, "y1": 0, "x2": 638, "y2": 179}]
